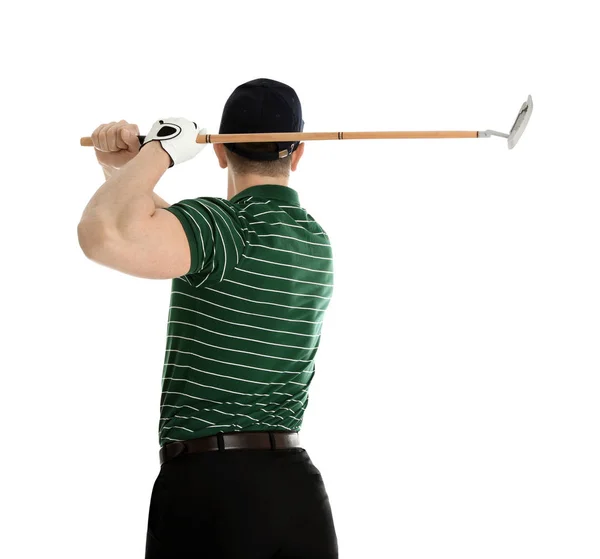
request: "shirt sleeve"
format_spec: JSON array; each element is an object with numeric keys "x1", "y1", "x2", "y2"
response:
[{"x1": 163, "y1": 197, "x2": 247, "y2": 287}]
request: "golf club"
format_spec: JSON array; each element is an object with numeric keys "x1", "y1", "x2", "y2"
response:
[{"x1": 80, "y1": 95, "x2": 533, "y2": 151}]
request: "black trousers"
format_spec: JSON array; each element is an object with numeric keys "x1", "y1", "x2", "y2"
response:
[{"x1": 145, "y1": 445, "x2": 338, "y2": 558}]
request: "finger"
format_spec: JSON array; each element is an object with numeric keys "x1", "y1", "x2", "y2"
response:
[
  {"x1": 105, "y1": 121, "x2": 122, "y2": 152},
  {"x1": 97, "y1": 122, "x2": 114, "y2": 152},
  {"x1": 98, "y1": 121, "x2": 117, "y2": 152},
  {"x1": 112, "y1": 120, "x2": 139, "y2": 150},
  {"x1": 121, "y1": 128, "x2": 141, "y2": 152},
  {"x1": 115, "y1": 131, "x2": 128, "y2": 150},
  {"x1": 117, "y1": 121, "x2": 139, "y2": 150},
  {"x1": 116, "y1": 120, "x2": 139, "y2": 135},
  {"x1": 125, "y1": 121, "x2": 140, "y2": 136},
  {"x1": 91, "y1": 123, "x2": 106, "y2": 151},
  {"x1": 115, "y1": 122, "x2": 129, "y2": 150}
]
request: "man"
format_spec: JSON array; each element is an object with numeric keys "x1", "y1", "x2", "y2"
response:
[{"x1": 77, "y1": 78, "x2": 339, "y2": 558}]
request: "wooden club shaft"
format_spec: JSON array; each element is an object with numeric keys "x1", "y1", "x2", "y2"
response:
[{"x1": 79, "y1": 130, "x2": 478, "y2": 147}]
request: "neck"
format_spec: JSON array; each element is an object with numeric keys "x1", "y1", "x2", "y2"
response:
[{"x1": 227, "y1": 170, "x2": 289, "y2": 201}]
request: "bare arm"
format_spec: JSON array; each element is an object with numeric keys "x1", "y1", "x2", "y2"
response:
[{"x1": 101, "y1": 165, "x2": 171, "y2": 209}]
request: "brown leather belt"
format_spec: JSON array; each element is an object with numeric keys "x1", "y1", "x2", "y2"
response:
[{"x1": 159, "y1": 431, "x2": 301, "y2": 466}]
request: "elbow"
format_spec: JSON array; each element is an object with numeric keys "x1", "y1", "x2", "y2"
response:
[
  {"x1": 77, "y1": 220, "x2": 105, "y2": 260},
  {"x1": 77, "y1": 221, "x2": 91, "y2": 257}
]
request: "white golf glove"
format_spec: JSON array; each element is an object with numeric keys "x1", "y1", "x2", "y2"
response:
[{"x1": 141, "y1": 117, "x2": 207, "y2": 167}]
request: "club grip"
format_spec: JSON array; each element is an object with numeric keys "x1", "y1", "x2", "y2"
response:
[{"x1": 80, "y1": 135, "x2": 146, "y2": 147}]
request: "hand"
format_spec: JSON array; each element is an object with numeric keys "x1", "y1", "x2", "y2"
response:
[
  {"x1": 91, "y1": 120, "x2": 141, "y2": 171},
  {"x1": 140, "y1": 117, "x2": 207, "y2": 168}
]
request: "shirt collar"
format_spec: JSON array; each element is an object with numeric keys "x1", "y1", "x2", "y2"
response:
[{"x1": 230, "y1": 184, "x2": 300, "y2": 206}]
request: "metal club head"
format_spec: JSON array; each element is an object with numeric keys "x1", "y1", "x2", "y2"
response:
[
  {"x1": 478, "y1": 95, "x2": 533, "y2": 149},
  {"x1": 507, "y1": 95, "x2": 533, "y2": 149}
]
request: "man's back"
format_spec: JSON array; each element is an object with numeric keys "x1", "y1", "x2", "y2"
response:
[{"x1": 158, "y1": 184, "x2": 334, "y2": 447}]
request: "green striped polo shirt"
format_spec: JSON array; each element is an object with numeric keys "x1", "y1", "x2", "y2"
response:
[{"x1": 158, "y1": 184, "x2": 334, "y2": 448}]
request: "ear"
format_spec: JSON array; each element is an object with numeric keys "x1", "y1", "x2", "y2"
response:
[
  {"x1": 290, "y1": 142, "x2": 305, "y2": 172},
  {"x1": 214, "y1": 144, "x2": 228, "y2": 169}
]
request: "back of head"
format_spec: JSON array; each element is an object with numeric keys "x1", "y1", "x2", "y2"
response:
[{"x1": 219, "y1": 78, "x2": 304, "y2": 178}]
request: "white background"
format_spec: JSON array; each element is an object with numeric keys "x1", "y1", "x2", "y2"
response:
[{"x1": 2, "y1": 1, "x2": 599, "y2": 557}]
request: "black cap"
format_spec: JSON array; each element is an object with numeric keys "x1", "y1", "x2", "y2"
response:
[{"x1": 218, "y1": 78, "x2": 304, "y2": 161}]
